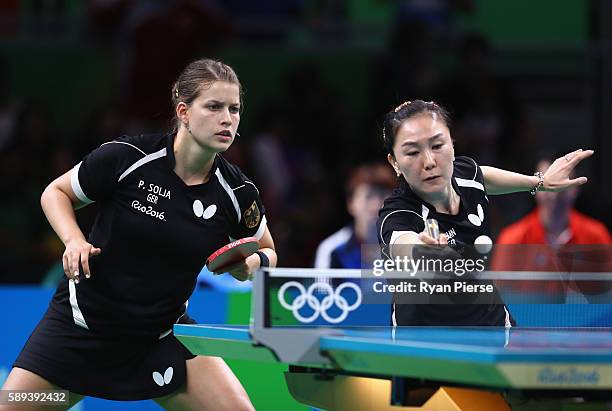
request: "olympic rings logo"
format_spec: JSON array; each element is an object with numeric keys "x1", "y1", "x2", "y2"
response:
[{"x1": 277, "y1": 281, "x2": 362, "y2": 324}]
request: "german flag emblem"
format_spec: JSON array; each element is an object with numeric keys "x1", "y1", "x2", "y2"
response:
[{"x1": 243, "y1": 201, "x2": 260, "y2": 229}]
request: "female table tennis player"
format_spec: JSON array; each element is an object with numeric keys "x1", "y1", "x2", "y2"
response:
[
  {"x1": 1, "y1": 58, "x2": 276, "y2": 410},
  {"x1": 377, "y1": 100, "x2": 592, "y2": 326}
]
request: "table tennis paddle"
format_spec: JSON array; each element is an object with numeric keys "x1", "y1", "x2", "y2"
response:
[
  {"x1": 206, "y1": 237, "x2": 259, "y2": 273},
  {"x1": 425, "y1": 218, "x2": 440, "y2": 241}
]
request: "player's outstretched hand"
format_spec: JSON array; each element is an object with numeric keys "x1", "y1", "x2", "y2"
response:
[
  {"x1": 63, "y1": 238, "x2": 101, "y2": 283},
  {"x1": 213, "y1": 253, "x2": 260, "y2": 282},
  {"x1": 414, "y1": 232, "x2": 464, "y2": 262},
  {"x1": 543, "y1": 149, "x2": 594, "y2": 192},
  {"x1": 418, "y1": 232, "x2": 448, "y2": 246}
]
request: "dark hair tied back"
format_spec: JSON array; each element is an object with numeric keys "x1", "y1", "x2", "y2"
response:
[{"x1": 171, "y1": 58, "x2": 242, "y2": 132}]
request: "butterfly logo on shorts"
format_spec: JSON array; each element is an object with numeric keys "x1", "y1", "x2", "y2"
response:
[{"x1": 152, "y1": 367, "x2": 174, "y2": 386}]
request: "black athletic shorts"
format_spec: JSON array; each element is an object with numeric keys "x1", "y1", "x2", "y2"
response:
[{"x1": 13, "y1": 306, "x2": 196, "y2": 401}]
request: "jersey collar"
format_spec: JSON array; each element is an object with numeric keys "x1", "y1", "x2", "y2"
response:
[{"x1": 399, "y1": 174, "x2": 464, "y2": 217}]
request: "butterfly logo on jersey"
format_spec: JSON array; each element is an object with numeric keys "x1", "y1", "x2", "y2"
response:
[
  {"x1": 192, "y1": 200, "x2": 217, "y2": 220},
  {"x1": 468, "y1": 204, "x2": 485, "y2": 227},
  {"x1": 152, "y1": 366, "x2": 174, "y2": 386},
  {"x1": 243, "y1": 201, "x2": 260, "y2": 229}
]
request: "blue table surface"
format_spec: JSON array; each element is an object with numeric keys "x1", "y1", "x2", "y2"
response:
[{"x1": 174, "y1": 324, "x2": 612, "y2": 363}]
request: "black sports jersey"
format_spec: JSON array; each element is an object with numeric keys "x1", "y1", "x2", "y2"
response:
[
  {"x1": 50, "y1": 133, "x2": 266, "y2": 336},
  {"x1": 377, "y1": 156, "x2": 511, "y2": 326}
]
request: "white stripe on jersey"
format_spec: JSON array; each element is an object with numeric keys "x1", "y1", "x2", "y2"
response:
[
  {"x1": 71, "y1": 162, "x2": 94, "y2": 205},
  {"x1": 100, "y1": 140, "x2": 146, "y2": 156},
  {"x1": 379, "y1": 209, "x2": 425, "y2": 245},
  {"x1": 69, "y1": 280, "x2": 89, "y2": 329},
  {"x1": 469, "y1": 157, "x2": 479, "y2": 180},
  {"x1": 118, "y1": 148, "x2": 167, "y2": 182},
  {"x1": 455, "y1": 177, "x2": 485, "y2": 192},
  {"x1": 215, "y1": 168, "x2": 241, "y2": 223},
  {"x1": 254, "y1": 215, "x2": 267, "y2": 240},
  {"x1": 243, "y1": 180, "x2": 260, "y2": 194},
  {"x1": 421, "y1": 204, "x2": 430, "y2": 220},
  {"x1": 159, "y1": 301, "x2": 189, "y2": 339},
  {"x1": 158, "y1": 329, "x2": 172, "y2": 339}
]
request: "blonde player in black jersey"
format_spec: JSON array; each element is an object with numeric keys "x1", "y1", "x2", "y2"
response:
[
  {"x1": 1, "y1": 59, "x2": 276, "y2": 411},
  {"x1": 377, "y1": 100, "x2": 592, "y2": 326}
]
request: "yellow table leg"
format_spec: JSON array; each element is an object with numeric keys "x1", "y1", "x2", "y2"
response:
[{"x1": 285, "y1": 373, "x2": 511, "y2": 411}]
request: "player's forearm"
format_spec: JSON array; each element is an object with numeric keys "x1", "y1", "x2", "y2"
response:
[
  {"x1": 258, "y1": 248, "x2": 278, "y2": 267},
  {"x1": 257, "y1": 225, "x2": 277, "y2": 267},
  {"x1": 390, "y1": 232, "x2": 423, "y2": 259},
  {"x1": 41, "y1": 185, "x2": 86, "y2": 246},
  {"x1": 481, "y1": 166, "x2": 539, "y2": 195}
]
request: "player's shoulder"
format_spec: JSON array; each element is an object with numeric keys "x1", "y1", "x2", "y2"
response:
[
  {"x1": 215, "y1": 154, "x2": 258, "y2": 191},
  {"x1": 379, "y1": 183, "x2": 421, "y2": 217},
  {"x1": 96, "y1": 133, "x2": 167, "y2": 159},
  {"x1": 453, "y1": 156, "x2": 480, "y2": 180},
  {"x1": 109, "y1": 133, "x2": 166, "y2": 154},
  {"x1": 377, "y1": 182, "x2": 426, "y2": 241}
]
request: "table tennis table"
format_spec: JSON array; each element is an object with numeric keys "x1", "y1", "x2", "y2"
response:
[{"x1": 175, "y1": 268, "x2": 612, "y2": 410}]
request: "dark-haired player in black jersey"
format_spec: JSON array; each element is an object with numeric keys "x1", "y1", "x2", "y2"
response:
[
  {"x1": 377, "y1": 99, "x2": 593, "y2": 327},
  {"x1": 1, "y1": 59, "x2": 274, "y2": 410}
]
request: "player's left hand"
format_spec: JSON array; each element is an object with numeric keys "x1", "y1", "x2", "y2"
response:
[
  {"x1": 213, "y1": 253, "x2": 260, "y2": 281},
  {"x1": 543, "y1": 149, "x2": 594, "y2": 192}
]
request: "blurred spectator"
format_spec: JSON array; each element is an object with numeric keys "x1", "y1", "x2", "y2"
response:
[
  {"x1": 315, "y1": 163, "x2": 395, "y2": 268},
  {"x1": 492, "y1": 154, "x2": 612, "y2": 302},
  {"x1": 494, "y1": 155, "x2": 610, "y2": 249}
]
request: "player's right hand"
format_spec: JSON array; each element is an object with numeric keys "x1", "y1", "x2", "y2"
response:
[
  {"x1": 418, "y1": 232, "x2": 448, "y2": 246},
  {"x1": 63, "y1": 238, "x2": 102, "y2": 283}
]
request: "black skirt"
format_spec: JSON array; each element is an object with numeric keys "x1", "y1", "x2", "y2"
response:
[{"x1": 13, "y1": 306, "x2": 196, "y2": 401}]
